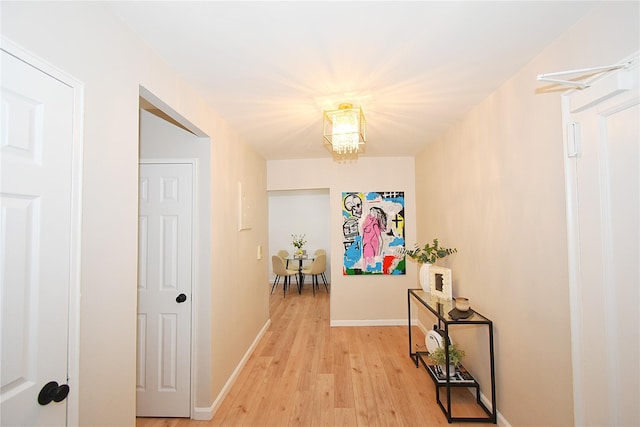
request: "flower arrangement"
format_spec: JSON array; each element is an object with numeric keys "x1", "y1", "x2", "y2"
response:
[
  {"x1": 405, "y1": 238, "x2": 457, "y2": 264},
  {"x1": 291, "y1": 234, "x2": 307, "y2": 251}
]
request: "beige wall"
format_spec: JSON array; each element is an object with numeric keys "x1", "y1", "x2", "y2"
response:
[
  {"x1": 1, "y1": 2, "x2": 268, "y2": 425},
  {"x1": 268, "y1": 157, "x2": 417, "y2": 323},
  {"x1": 414, "y1": 3, "x2": 639, "y2": 426}
]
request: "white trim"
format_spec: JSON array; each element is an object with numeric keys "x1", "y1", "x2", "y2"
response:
[
  {"x1": 1, "y1": 36, "x2": 84, "y2": 427},
  {"x1": 477, "y1": 390, "x2": 512, "y2": 427},
  {"x1": 67, "y1": 62, "x2": 84, "y2": 427},
  {"x1": 561, "y1": 92, "x2": 585, "y2": 427},
  {"x1": 191, "y1": 405, "x2": 215, "y2": 422},
  {"x1": 597, "y1": 99, "x2": 621, "y2": 425},
  {"x1": 188, "y1": 160, "x2": 199, "y2": 421},
  {"x1": 193, "y1": 319, "x2": 272, "y2": 420},
  {"x1": 139, "y1": 159, "x2": 198, "y2": 165},
  {"x1": 560, "y1": 51, "x2": 639, "y2": 427},
  {"x1": 139, "y1": 86, "x2": 208, "y2": 138}
]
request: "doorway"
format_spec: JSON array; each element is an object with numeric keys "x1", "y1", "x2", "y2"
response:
[
  {"x1": 137, "y1": 92, "x2": 211, "y2": 418},
  {"x1": 268, "y1": 189, "x2": 331, "y2": 293}
]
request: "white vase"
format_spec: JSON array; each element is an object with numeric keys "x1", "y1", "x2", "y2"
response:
[{"x1": 419, "y1": 263, "x2": 431, "y2": 292}]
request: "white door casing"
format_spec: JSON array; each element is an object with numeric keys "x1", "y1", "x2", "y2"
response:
[
  {"x1": 137, "y1": 162, "x2": 193, "y2": 417},
  {"x1": 562, "y1": 55, "x2": 639, "y2": 426},
  {"x1": 1, "y1": 41, "x2": 82, "y2": 426}
]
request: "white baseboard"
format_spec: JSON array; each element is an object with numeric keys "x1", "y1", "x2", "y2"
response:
[
  {"x1": 192, "y1": 318, "x2": 272, "y2": 421},
  {"x1": 192, "y1": 405, "x2": 213, "y2": 421},
  {"x1": 477, "y1": 390, "x2": 511, "y2": 427}
]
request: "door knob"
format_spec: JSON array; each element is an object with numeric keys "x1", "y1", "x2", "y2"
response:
[
  {"x1": 38, "y1": 381, "x2": 70, "y2": 405},
  {"x1": 176, "y1": 293, "x2": 187, "y2": 303}
]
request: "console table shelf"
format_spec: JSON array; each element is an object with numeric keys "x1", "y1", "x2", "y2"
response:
[{"x1": 408, "y1": 289, "x2": 497, "y2": 424}]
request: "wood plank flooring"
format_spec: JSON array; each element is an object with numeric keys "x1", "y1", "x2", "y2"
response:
[{"x1": 137, "y1": 283, "x2": 487, "y2": 426}]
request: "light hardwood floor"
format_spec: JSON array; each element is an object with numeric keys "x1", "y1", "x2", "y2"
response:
[{"x1": 137, "y1": 283, "x2": 487, "y2": 426}]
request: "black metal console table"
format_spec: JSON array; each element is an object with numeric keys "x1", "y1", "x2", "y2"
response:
[{"x1": 408, "y1": 289, "x2": 496, "y2": 424}]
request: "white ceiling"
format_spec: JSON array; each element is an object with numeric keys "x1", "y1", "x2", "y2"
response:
[{"x1": 105, "y1": 1, "x2": 596, "y2": 160}]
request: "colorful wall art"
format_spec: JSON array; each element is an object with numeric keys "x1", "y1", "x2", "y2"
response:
[{"x1": 342, "y1": 191, "x2": 405, "y2": 275}]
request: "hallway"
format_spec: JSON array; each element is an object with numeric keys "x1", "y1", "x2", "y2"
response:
[{"x1": 137, "y1": 284, "x2": 485, "y2": 426}]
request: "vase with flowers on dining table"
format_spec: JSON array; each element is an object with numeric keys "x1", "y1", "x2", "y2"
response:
[{"x1": 291, "y1": 233, "x2": 307, "y2": 257}]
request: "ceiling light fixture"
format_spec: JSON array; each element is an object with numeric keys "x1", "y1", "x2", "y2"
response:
[{"x1": 323, "y1": 103, "x2": 366, "y2": 155}]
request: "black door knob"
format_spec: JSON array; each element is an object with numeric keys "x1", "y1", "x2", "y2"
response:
[
  {"x1": 38, "y1": 381, "x2": 70, "y2": 405},
  {"x1": 176, "y1": 293, "x2": 187, "y2": 303}
]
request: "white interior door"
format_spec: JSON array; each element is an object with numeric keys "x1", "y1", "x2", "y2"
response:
[
  {"x1": 137, "y1": 162, "x2": 192, "y2": 417},
  {"x1": 563, "y1": 56, "x2": 639, "y2": 426},
  {"x1": 1, "y1": 48, "x2": 76, "y2": 425}
]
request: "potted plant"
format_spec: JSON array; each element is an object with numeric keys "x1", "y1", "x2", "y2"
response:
[
  {"x1": 405, "y1": 238, "x2": 457, "y2": 291},
  {"x1": 405, "y1": 238, "x2": 457, "y2": 264},
  {"x1": 428, "y1": 343, "x2": 466, "y2": 377}
]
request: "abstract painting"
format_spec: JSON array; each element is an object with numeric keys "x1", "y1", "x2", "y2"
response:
[{"x1": 342, "y1": 191, "x2": 405, "y2": 275}]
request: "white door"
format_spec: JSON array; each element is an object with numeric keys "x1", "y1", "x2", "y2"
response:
[
  {"x1": 1, "y1": 48, "x2": 77, "y2": 425},
  {"x1": 563, "y1": 57, "x2": 639, "y2": 426},
  {"x1": 137, "y1": 163, "x2": 192, "y2": 417}
]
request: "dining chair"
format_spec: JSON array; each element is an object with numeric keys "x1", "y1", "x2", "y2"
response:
[
  {"x1": 273, "y1": 249, "x2": 289, "y2": 285},
  {"x1": 313, "y1": 249, "x2": 328, "y2": 284},
  {"x1": 277, "y1": 249, "x2": 289, "y2": 258},
  {"x1": 271, "y1": 255, "x2": 299, "y2": 298},
  {"x1": 312, "y1": 249, "x2": 326, "y2": 273},
  {"x1": 276, "y1": 249, "x2": 290, "y2": 274},
  {"x1": 301, "y1": 253, "x2": 328, "y2": 296}
]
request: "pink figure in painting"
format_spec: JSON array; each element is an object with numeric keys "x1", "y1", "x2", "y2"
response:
[{"x1": 362, "y1": 206, "x2": 387, "y2": 268}]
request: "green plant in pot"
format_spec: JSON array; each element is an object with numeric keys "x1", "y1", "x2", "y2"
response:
[
  {"x1": 405, "y1": 238, "x2": 457, "y2": 264},
  {"x1": 428, "y1": 343, "x2": 466, "y2": 377}
]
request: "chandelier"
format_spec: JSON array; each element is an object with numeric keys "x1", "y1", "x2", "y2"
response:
[{"x1": 323, "y1": 103, "x2": 366, "y2": 155}]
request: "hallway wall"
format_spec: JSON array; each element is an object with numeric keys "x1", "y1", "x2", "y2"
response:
[
  {"x1": 414, "y1": 3, "x2": 639, "y2": 425},
  {"x1": 1, "y1": 3, "x2": 268, "y2": 424}
]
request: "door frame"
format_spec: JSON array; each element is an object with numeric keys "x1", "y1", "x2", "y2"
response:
[
  {"x1": 560, "y1": 51, "x2": 638, "y2": 426},
  {"x1": 137, "y1": 159, "x2": 197, "y2": 417},
  {"x1": 1, "y1": 36, "x2": 84, "y2": 426}
]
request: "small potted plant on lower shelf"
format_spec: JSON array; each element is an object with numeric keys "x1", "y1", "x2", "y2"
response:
[{"x1": 428, "y1": 343, "x2": 466, "y2": 377}]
